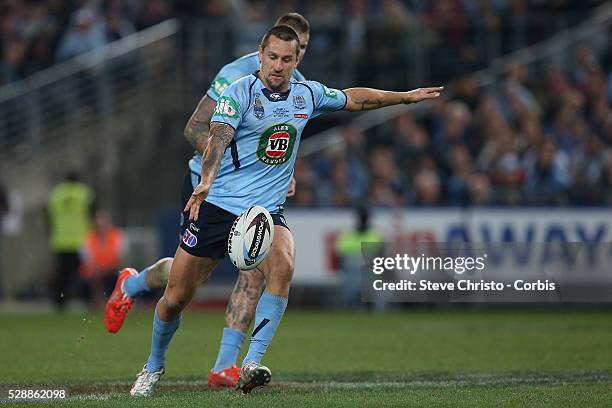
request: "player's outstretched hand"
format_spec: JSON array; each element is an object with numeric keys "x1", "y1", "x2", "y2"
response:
[
  {"x1": 184, "y1": 183, "x2": 210, "y2": 221},
  {"x1": 286, "y1": 177, "x2": 296, "y2": 198},
  {"x1": 404, "y1": 87, "x2": 444, "y2": 103}
]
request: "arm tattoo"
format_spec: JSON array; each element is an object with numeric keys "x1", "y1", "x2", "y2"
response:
[
  {"x1": 354, "y1": 98, "x2": 383, "y2": 111},
  {"x1": 184, "y1": 96, "x2": 214, "y2": 153},
  {"x1": 200, "y1": 123, "x2": 234, "y2": 186}
]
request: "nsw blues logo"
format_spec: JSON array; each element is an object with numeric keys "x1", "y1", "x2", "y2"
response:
[
  {"x1": 293, "y1": 95, "x2": 306, "y2": 110},
  {"x1": 182, "y1": 229, "x2": 198, "y2": 248},
  {"x1": 254, "y1": 94, "x2": 264, "y2": 119}
]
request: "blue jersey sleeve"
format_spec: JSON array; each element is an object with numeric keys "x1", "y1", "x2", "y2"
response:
[
  {"x1": 206, "y1": 52, "x2": 260, "y2": 101},
  {"x1": 210, "y1": 79, "x2": 247, "y2": 129},
  {"x1": 206, "y1": 66, "x2": 241, "y2": 101},
  {"x1": 307, "y1": 81, "x2": 347, "y2": 118},
  {"x1": 293, "y1": 68, "x2": 306, "y2": 82}
]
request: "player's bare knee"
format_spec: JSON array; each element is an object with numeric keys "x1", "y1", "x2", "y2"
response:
[
  {"x1": 146, "y1": 257, "x2": 173, "y2": 289},
  {"x1": 163, "y1": 292, "x2": 191, "y2": 314}
]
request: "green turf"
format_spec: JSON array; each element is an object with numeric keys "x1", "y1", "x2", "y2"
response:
[{"x1": 1, "y1": 309, "x2": 611, "y2": 406}]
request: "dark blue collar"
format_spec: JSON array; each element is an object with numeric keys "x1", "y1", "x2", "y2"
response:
[{"x1": 254, "y1": 70, "x2": 291, "y2": 102}]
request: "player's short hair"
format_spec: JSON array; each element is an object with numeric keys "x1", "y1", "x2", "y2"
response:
[
  {"x1": 260, "y1": 25, "x2": 300, "y2": 56},
  {"x1": 275, "y1": 12, "x2": 310, "y2": 34}
]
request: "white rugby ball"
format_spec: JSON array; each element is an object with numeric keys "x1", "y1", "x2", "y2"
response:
[{"x1": 228, "y1": 206, "x2": 274, "y2": 270}]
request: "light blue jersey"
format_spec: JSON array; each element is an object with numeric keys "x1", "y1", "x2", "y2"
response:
[
  {"x1": 207, "y1": 72, "x2": 347, "y2": 215},
  {"x1": 189, "y1": 52, "x2": 305, "y2": 186}
]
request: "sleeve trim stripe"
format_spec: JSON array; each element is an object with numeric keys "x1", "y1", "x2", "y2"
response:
[
  {"x1": 206, "y1": 90, "x2": 220, "y2": 102},
  {"x1": 246, "y1": 76, "x2": 258, "y2": 114},
  {"x1": 336, "y1": 90, "x2": 348, "y2": 112},
  {"x1": 296, "y1": 82, "x2": 315, "y2": 107},
  {"x1": 210, "y1": 121, "x2": 236, "y2": 131}
]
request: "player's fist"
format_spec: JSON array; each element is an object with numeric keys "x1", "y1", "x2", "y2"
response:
[
  {"x1": 287, "y1": 177, "x2": 296, "y2": 198},
  {"x1": 404, "y1": 87, "x2": 444, "y2": 103},
  {"x1": 184, "y1": 183, "x2": 210, "y2": 221}
]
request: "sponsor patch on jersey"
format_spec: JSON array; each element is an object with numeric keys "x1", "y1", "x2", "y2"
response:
[
  {"x1": 214, "y1": 96, "x2": 239, "y2": 118},
  {"x1": 294, "y1": 113, "x2": 308, "y2": 119},
  {"x1": 293, "y1": 95, "x2": 306, "y2": 109},
  {"x1": 257, "y1": 123, "x2": 297, "y2": 165},
  {"x1": 273, "y1": 107, "x2": 290, "y2": 119},
  {"x1": 254, "y1": 94, "x2": 264, "y2": 119},
  {"x1": 322, "y1": 84, "x2": 337, "y2": 99},
  {"x1": 210, "y1": 76, "x2": 230, "y2": 98},
  {"x1": 182, "y1": 229, "x2": 198, "y2": 247}
]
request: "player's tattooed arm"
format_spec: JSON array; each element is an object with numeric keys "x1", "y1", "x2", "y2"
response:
[
  {"x1": 343, "y1": 87, "x2": 444, "y2": 112},
  {"x1": 199, "y1": 122, "x2": 234, "y2": 189},
  {"x1": 183, "y1": 95, "x2": 217, "y2": 153},
  {"x1": 184, "y1": 122, "x2": 234, "y2": 221}
]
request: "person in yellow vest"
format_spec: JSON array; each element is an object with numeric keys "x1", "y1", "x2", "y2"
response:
[
  {"x1": 335, "y1": 206, "x2": 384, "y2": 309},
  {"x1": 82, "y1": 209, "x2": 126, "y2": 306},
  {"x1": 48, "y1": 172, "x2": 94, "y2": 311}
]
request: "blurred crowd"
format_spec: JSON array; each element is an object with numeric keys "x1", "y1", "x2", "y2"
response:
[
  {"x1": 2, "y1": 1, "x2": 610, "y2": 208},
  {"x1": 291, "y1": 46, "x2": 612, "y2": 207},
  {"x1": 0, "y1": 0, "x2": 172, "y2": 86},
  {"x1": 2, "y1": 0, "x2": 607, "y2": 86}
]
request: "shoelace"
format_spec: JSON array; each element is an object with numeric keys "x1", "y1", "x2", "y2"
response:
[
  {"x1": 133, "y1": 370, "x2": 161, "y2": 392},
  {"x1": 241, "y1": 363, "x2": 257, "y2": 380}
]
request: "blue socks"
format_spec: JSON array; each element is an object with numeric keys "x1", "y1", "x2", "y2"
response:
[
  {"x1": 243, "y1": 292, "x2": 288, "y2": 366},
  {"x1": 124, "y1": 267, "x2": 151, "y2": 298},
  {"x1": 146, "y1": 308, "x2": 181, "y2": 372},
  {"x1": 212, "y1": 327, "x2": 246, "y2": 373}
]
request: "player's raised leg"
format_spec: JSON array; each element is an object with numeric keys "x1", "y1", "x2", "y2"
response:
[
  {"x1": 130, "y1": 248, "x2": 218, "y2": 396},
  {"x1": 208, "y1": 269, "x2": 265, "y2": 387},
  {"x1": 104, "y1": 257, "x2": 173, "y2": 333},
  {"x1": 237, "y1": 225, "x2": 294, "y2": 394}
]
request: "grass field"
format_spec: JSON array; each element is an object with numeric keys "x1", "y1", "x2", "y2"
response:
[{"x1": 1, "y1": 308, "x2": 611, "y2": 406}]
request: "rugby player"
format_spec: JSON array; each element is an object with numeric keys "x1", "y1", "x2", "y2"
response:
[
  {"x1": 105, "y1": 13, "x2": 310, "y2": 388},
  {"x1": 130, "y1": 24, "x2": 442, "y2": 397}
]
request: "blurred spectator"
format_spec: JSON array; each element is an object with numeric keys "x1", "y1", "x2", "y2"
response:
[
  {"x1": 104, "y1": 10, "x2": 135, "y2": 42},
  {"x1": 335, "y1": 206, "x2": 383, "y2": 308},
  {"x1": 55, "y1": 8, "x2": 107, "y2": 62},
  {"x1": 134, "y1": 0, "x2": 172, "y2": 31},
  {"x1": 523, "y1": 138, "x2": 570, "y2": 205},
  {"x1": 47, "y1": 172, "x2": 95, "y2": 311},
  {"x1": 81, "y1": 209, "x2": 126, "y2": 306},
  {"x1": 570, "y1": 135, "x2": 610, "y2": 204},
  {"x1": 412, "y1": 169, "x2": 442, "y2": 205},
  {"x1": 468, "y1": 173, "x2": 493, "y2": 205}
]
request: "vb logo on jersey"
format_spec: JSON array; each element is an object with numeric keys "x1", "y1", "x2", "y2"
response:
[
  {"x1": 214, "y1": 96, "x2": 239, "y2": 118},
  {"x1": 257, "y1": 124, "x2": 297, "y2": 165}
]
